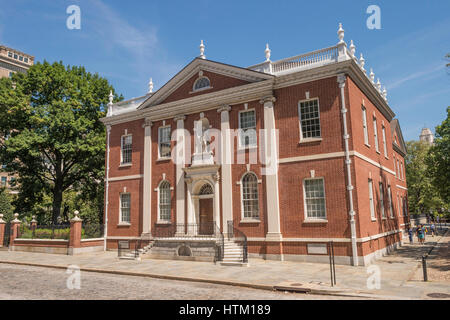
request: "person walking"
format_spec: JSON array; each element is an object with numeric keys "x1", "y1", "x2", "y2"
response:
[
  {"x1": 430, "y1": 223, "x2": 436, "y2": 237},
  {"x1": 408, "y1": 227, "x2": 414, "y2": 244},
  {"x1": 416, "y1": 225, "x2": 425, "y2": 245}
]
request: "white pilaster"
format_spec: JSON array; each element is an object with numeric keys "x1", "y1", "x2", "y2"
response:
[
  {"x1": 174, "y1": 115, "x2": 186, "y2": 233},
  {"x1": 217, "y1": 105, "x2": 233, "y2": 232},
  {"x1": 142, "y1": 118, "x2": 153, "y2": 237},
  {"x1": 213, "y1": 173, "x2": 221, "y2": 230},
  {"x1": 260, "y1": 96, "x2": 283, "y2": 242}
]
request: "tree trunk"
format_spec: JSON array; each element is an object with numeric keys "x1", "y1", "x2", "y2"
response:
[{"x1": 52, "y1": 188, "x2": 63, "y2": 224}]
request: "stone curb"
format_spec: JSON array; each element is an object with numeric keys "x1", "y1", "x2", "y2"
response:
[{"x1": 0, "y1": 259, "x2": 406, "y2": 299}]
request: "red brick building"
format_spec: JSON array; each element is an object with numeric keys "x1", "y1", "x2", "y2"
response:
[{"x1": 101, "y1": 24, "x2": 409, "y2": 266}]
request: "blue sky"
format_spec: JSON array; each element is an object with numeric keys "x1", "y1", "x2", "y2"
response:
[{"x1": 0, "y1": 0, "x2": 449, "y2": 141}]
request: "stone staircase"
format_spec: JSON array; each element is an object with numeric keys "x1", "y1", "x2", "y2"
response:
[
  {"x1": 220, "y1": 239, "x2": 249, "y2": 267},
  {"x1": 119, "y1": 241, "x2": 154, "y2": 260}
]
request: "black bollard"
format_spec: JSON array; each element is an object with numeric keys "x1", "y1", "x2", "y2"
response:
[{"x1": 422, "y1": 255, "x2": 428, "y2": 282}]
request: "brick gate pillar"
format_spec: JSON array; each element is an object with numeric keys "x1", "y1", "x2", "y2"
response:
[
  {"x1": 10, "y1": 213, "x2": 21, "y2": 245},
  {"x1": 68, "y1": 210, "x2": 83, "y2": 255},
  {"x1": 0, "y1": 214, "x2": 5, "y2": 247}
]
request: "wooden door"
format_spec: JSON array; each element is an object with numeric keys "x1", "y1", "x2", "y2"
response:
[{"x1": 199, "y1": 198, "x2": 213, "y2": 235}]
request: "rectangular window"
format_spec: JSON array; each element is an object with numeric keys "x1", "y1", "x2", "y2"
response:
[
  {"x1": 19, "y1": 56, "x2": 23, "y2": 61},
  {"x1": 373, "y1": 118, "x2": 379, "y2": 152},
  {"x1": 382, "y1": 126, "x2": 388, "y2": 157},
  {"x1": 379, "y1": 182, "x2": 385, "y2": 218},
  {"x1": 239, "y1": 110, "x2": 257, "y2": 147},
  {"x1": 304, "y1": 178, "x2": 326, "y2": 219},
  {"x1": 158, "y1": 126, "x2": 171, "y2": 158},
  {"x1": 120, "y1": 193, "x2": 131, "y2": 223},
  {"x1": 8, "y1": 52, "x2": 12, "y2": 58},
  {"x1": 388, "y1": 185, "x2": 393, "y2": 218},
  {"x1": 403, "y1": 198, "x2": 408, "y2": 216},
  {"x1": 121, "y1": 135, "x2": 132, "y2": 164},
  {"x1": 1, "y1": 177, "x2": 6, "y2": 187},
  {"x1": 24, "y1": 57, "x2": 28, "y2": 63},
  {"x1": 299, "y1": 99, "x2": 321, "y2": 140},
  {"x1": 398, "y1": 195, "x2": 402, "y2": 217},
  {"x1": 362, "y1": 107, "x2": 369, "y2": 145},
  {"x1": 369, "y1": 179, "x2": 375, "y2": 220},
  {"x1": 400, "y1": 162, "x2": 404, "y2": 181},
  {"x1": 14, "y1": 53, "x2": 18, "y2": 59}
]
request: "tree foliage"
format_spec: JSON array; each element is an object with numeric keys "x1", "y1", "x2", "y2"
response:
[
  {"x1": 0, "y1": 188, "x2": 14, "y2": 221},
  {"x1": 0, "y1": 61, "x2": 121, "y2": 223},
  {"x1": 426, "y1": 106, "x2": 450, "y2": 206}
]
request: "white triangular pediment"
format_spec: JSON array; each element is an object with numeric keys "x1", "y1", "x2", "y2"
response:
[{"x1": 138, "y1": 58, "x2": 273, "y2": 110}]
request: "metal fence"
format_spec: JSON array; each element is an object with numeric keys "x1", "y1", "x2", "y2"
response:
[
  {"x1": 227, "y1": 220, "x2": 248, "y2": 263},
  {"x1": 18, "y1": 223, "x2": 71, "y2": 240},
  {"x1": 82, "y1": 223, "x2": 104, "y2": 239}
]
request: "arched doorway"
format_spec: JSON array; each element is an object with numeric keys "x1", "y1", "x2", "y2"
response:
[{"x1": 197, "y1": 182, "x2": 214, "y2": 235}]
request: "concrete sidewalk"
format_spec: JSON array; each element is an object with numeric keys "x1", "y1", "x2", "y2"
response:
[{"x1": 0, "y1": 231, "x2": 448, "y2": 300}]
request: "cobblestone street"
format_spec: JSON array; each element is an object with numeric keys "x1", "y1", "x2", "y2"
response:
[{"x1": 0, "y1": 263, "x2": 363, "y2": 300}]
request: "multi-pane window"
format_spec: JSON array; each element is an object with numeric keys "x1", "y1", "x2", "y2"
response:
[
  {"x1": 379, "y1": 182, "x2": 385, "y2": 218},
  {"x1": 373, "y1": 118, "x2": 379, "y2": 152},
  {"x1": 241, "y1": 173, "x2": 259, "y2": 219},
  {"x1": 400, "y1": 162, "x2": 404, "y2": 181},
  {"x1": 362, "y1": 107, "x2": 369, "y2": 145},
  {"x1": 388, "y1": 185, "x2": 393, "y2": 218},
  {"x1": 158, "y1": 126, "x2": 171, "y2": 158},
  {"x1": 403, "y1": 198, "x2": 408, "y2": 216},
  {"x1": 397, "y1": 159, "x2": 401, "y2": 179},
  {"x1": 304, "y1": 178, "x2": 326, "y2": 219},
  {"x1": 398, "y1": 195, "x2": 402, "y2": 217},
  {"x1": 1, "y1": 177, "x2": 6, "y2": 187},
  {"x1": 24, "y1": 57, "x2": 28, "y2": 63},
  {"x1": 193, "y1": 77, "x2": 211, "y2": 91},
  {"x1": 239, "y1": 110, "x2": 257, "y2": 147},
  {"x1": 368, "y1": 179, "x2": 375, "y2": 220},
  {"x1": 120, "y1": 193, "x2": 131, "y2": 223},
  {"x1": 8, "y1": 52, "x2": 12, "y2": 58},
  {"x1": 382, "y1": 126, "x2": 387, "y2": 157},
  {"x1": 159, "y1": 181, "x2": 171, "y2": 221},
  {"x1": 299, "y1": 99, "x2": 321, "y2": 139},
  {"x1": 121, "y1": 135, "x2": 132, "y2": 164}
]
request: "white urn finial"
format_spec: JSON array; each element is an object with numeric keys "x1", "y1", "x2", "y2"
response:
[
  {"x1": 12, "y1": 213, "x2": 20, "y2": 223},
  {"x1": 148, "y1": 78, "x2": 154, "y2": 93},
  {"x1": 108, "y1": 91, "x2": 113, "y2": 105},
  {"x1": 265, "y1": 43, "x2": 271, "y2": 61},
  {"x1": 107, "y1": 91, "x2": 114, "y2": 116},
  {"x1": 349, "y1": 40, "x2": 356, "y2": 58},
  {"x1": 359, "y1": 53, "x2": 365, "y2": 72},
  {"x1": 370, "y1": 68, "x2": 375, "y2": 84},
  {"x1": 376, "y1": 78, "x2": 381, "y2": 92},
  {"x1": 338, "y1": 23, "x2": 345, "y2": 43},
  {"x1": 199, "y1": 40, "x2": 205, "y2": 59},
  {"x1": 382, "y1": 87, "x2": 387, "y2": 100},
  {"x1": 72, "y1": 210, "x2": 82, "y2": 222},
  {"x1": 0, "y1": 213, "x2": 4, "y2": 223}
]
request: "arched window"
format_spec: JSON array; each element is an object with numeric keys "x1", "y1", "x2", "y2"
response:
[
  {"x1": 199, "y1": 183, "x2": 213, "y2": 195},
  {"x1": 159, "y1": 181, "x2": 171, "y2": 221},
  {"x1": 241, "y1": 173, "x2": 259, "y2": 219},
  {"x1": 193, "y1": 77, "x2": 211, "y2": 91}
]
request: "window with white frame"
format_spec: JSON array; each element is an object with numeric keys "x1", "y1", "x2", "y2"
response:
[
  {"x1": 388, "y1": 185, "x2": 393, "y2": 218},
  {"x1": 121, "y1": 135, "x2": 132, "y2": 164},
  {"x1": 193, "y1": 77, "x2": 211, "y2": 91},
  {"x1": 398, "y1": 194, "x2": 402, "y2": 217},
  {"x1": 299, "y1": 99, "x2": 321, "y2": 139},
  {"x1": 368, "y1": 179, "x2": 375, "y2": 220},
  {"x1": 304, "y1": 178, "x2": 326, "y2": 219},
  {"x1": 379, "y1": 182, "x2": 385, "y2": 218},
  {"x1": 382, "y1": 126, "x2": 388, "y2": 157},
  {"x1": 400, "y1": 162, "x2": 404, "y2": 181},
  {"x1": 241, "y1": 172, "x2": 259, "y2": 219},
  {"x1": 373, "y1": 117, "x2": 379, "y2": 152},
  {"x1": 158, "y1": 126, "x2": 171, "y2": 158},
  {"x1": 403, "y1": 198, "x2": 408, "y2": 216},
  {"x1": 239, "y1": 110, "x2": 257, "y2": 148},
  {"x1": 397, "y1": 159, "x2": 400, "y2": 179},
  {"x1": 362, "y1": 106, "x2": 369, "y2": 145},
  {"x1": 120, "y1": 193, "x2": 131, "y2": 223},
  {"x1": 158, "y1": 181, "x2": 171, "y2": 221}
]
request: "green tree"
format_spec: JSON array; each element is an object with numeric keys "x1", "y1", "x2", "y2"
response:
[
  {"x1": 0, "y1": 61, "x2": 121, "y2": 223},
  {"x1": 405, "y1": 140, "x2": 443, "y2": 216},
  {"x1": 426, "y1": 106, "x2": 450, "y2": 205},
  {"x1": 0, "y1": 188, "x2": 14, "y2": 221}
]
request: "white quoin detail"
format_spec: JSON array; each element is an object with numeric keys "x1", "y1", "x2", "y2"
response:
[
  {"x1": 337, "y1": 23, "x2": 345, "y2": 43},
  {"x1": 199, "y1": 40, "x2": 205, "y2": 59},
  {"x1": 148, "y1": 78, "x2": 154, "y2": 93},
  {"x1": 265, "y1": 43, "x2": 271, "y2": 61}
]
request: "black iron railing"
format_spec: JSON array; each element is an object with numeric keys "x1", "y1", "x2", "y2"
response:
[
  {"x1": 82, "y1": 223, "x2": 104, "y2": 239},
  {"x1": 117, "y1": 239, "x2": 142, "y2": 258},
  {"x1": 19, "y1": 223, "x2": 71, "y2": 240},
  {"x1": 227, "y1": 220, "x2": 248, "y2": 263}
]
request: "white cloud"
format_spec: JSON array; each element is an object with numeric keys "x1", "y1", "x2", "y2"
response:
[{"x1": 387, "y1": 64, "x2": 445, "y2": 90}]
